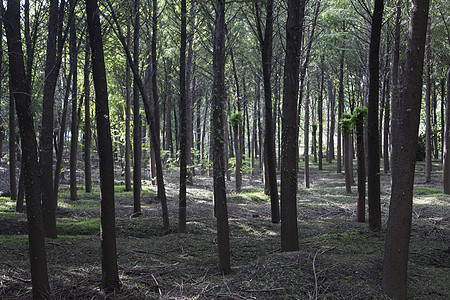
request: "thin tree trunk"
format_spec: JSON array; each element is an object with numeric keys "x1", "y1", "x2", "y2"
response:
[
  {"x1": 69, "y1": 0, "x2": 79, "y2": 201},
  {"x1": 337, "y1": 50, "x2": 344, "y2": 173},
  {"x1": 424, "y1": 22, "x2": 432, "y2": 183},
  {"x1": 179, "y1": 0, "x2": 187, "y2": 233},
  {"x1": 85, "y1": 0, "x2": 120, "y2": 290},
  {"x1": 442, "y1": 69, "x2": 450, "y2": 194},
  {"x1": 355, "y1": 110, "x2": 366, "y2": 222},
  {"x1": 3, "y1": 1, "x2": 51, "y2": 296},
  {"x1": 304, "y1": 75, "x2": 310, "y2": 188},
  {"x1": 9, "y1": 77, "x2": 16, "y2": 201},
  {"x1": 132, "y1": 0, "x2": 142, "y2": 215},
  {"x1": 124, "y1": 21, "x2": 132, "y2": 192},
  {"x1": 382, "y1": 1, "x2": 430, "y2": 298},
  {"x1": 318, "y1": 55, "x2": 324, "y2": 170},
  {"x1": 383, "y1": 78, "x2": 390, "y2": 173}
]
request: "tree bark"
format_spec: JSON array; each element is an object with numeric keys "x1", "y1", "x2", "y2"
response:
[
  {"x1": 3, "y1": 0, "x2": 51, "y2": 297},
  {"x1": 304, "y1": 75, "x2": 310, "y2": 188},
  {"x1": 367, "y1": 0, "x2": 384, "y2": 232},
  {"x1": 382, "y1": 1, "x2": 430, "y2": 298},
  {"x1": 69, "y1": 0, "x2": 79, "y2": 201},
  {"x1": 179, "y1": 0, "x2": 188, "y2": 233},
  {"x1": 212, "y1": 0, "x2": 231, "y2": 274},
  {"x1": 256, "y1": 0, "x2": 280, "y2": 223},
  {"x1": 424, "y1": 22, "x2": 432, "y2": 183},
  {"x1": 124, "y1": 21, "x2": 132, "y2": 192},
  {"x1": 281, "y1": 0, "x2": 305, "y2": 252},
  {"x1": 318, "y1": 56, "x2": 324, "y2": 170},
  {"x1": 85, "y1": 0, "x2": 120, "y2": 290},
  {"x1": 355, "y1": 110, "x2": 366, "y2": 222},
  {"x1": 442, "y1": 69, "x2": 450, "y2": 194},
  {"x1": 132, "y1": 0, "x2": 142, "y2": 215},
  {"x1": 337, "y1": 50, "x2": 344, "y2": 173}
]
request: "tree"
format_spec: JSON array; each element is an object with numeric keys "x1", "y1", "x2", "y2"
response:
[
  {"x1": 84, "y1": 32, "x2": 92, "y2": 193},
  {"x1": 85, "y1": 0, "x2": 120, "y2": 290},
  {"x1": 443, "y1": 69, "x2": 450, "y2": 194},
  {"x1": 124, "y1": 21, "x2": 132, "y2": 192},
  {"x1": 212, "y1": 0, "x2": 231, "y2": 274},
  {"x1": 133, "y1": 0, "x2": 142, "y2": 215},
  {"x1": 69, "y1": 0, "x2": 79, "y2": 201},
  {"x1": 382, "y1": 0, "x2": 430, "y2": 298},
  {"x1": 354, "y1": 107, "x2": 367, "y2": 222},
  {"x1": 255, "y1": 0, "x2": 280, "y2": 223},
  {"x1": 281, "y1": 0, "x2": 305, "y2": 252},
  {"x1": 179, "y1": 0, "x2": 188, "y2": 233},
  {"x1": 3, "y1": 0, "x2": 51, "y2": 297},
  {"x1": 340, "y1": 113, "x2": 353, "y2": 194},
  {"x1": 367, "y1": 0, "x2": 384, "y2": 232}
]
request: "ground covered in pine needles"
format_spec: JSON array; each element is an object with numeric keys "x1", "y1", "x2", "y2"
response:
[{"x1": 0, "y1": 159, "x2": 449, "y2": 299}]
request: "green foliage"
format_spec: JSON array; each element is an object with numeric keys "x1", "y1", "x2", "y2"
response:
[
  {"x1": 228, "y1": 154, "x2": 253, "y2": 175},
  {"x1": 312, "y1": 123, "x2": 318, "y2": 131},
  {"x1": 339, "y1": 113, "x2": 353, "y2": 133},
  {"x1": 229, "y1": 111, "x2": 243, "y2": 129}
]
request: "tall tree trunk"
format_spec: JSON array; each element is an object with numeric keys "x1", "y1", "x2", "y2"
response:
[
  {"x1": 212, "y1": 0, "x2": 230, "y2": 274},
  {"x1": 256, "y1": 0, "x2": 280, "y2": 223},
  {"x1": 424, "y1": 23, "x2": 432, "y2": 183},
  {"x1": 442, "y1": 69, "x2": 450, "y2": 194},
  {"x1": 165, "y1": 59, "x2": 173, "y2": 154},
  {"x1": 185, "y1": 3, "x2": 195, "y2": 184},
  {"x1": 124, "y1": 21, "x2": 131, "y2": 192},
  {"x1": 281, "y1": 0, "x2": 305, "y2": 252},
  {"x1": 367, "y1": 0, "x2": 384, "y2": 232},
  {"x1": 152, "y1": 0, "x2": 170, "y2": 229},
  {"x1": 39, "y1": 0, "x2": 60, "y2": 238},
  {"x1": 383, "y1": 78, "x2": 390, "y2": 173},
  {"x1": 382, "y1": 1, "x2": 430, "y2": 298},
  {"x1": 337, "y1": 50, "x2": 344, "y2": 173},
  {"x1": 179, "y1": 0, "x2": 188, "y2": 233},
  {"x1": 328, "y1": 80, "x2": 335, "y2": 162},
  {"x1": 304, "y1": 75, "x2": 310, "y2": 188},
  {"x1": 318, "y1": 56, "x2": 324, "y2": 170},
  {"x1": 69, "y1": 0, "x2": 79, "y2": 201},
  {"x1": 3, "y1": 0, "x2": 51, "y2": 296},
  {"x1": 85, "y1": 0, "x2": 120, "y2": 290},
  {"x1": 355, "y1": 109, "x2": 366, "y2": 222},
  {"x1": 132, "y1": 0, "x2": 142, "y2": 215},
  {"x1": 84, "y1": 36, "x2": 92, "y2": 193},
  {"x1": 9, "y1": 74, "x2": 17, "y2": 201}
]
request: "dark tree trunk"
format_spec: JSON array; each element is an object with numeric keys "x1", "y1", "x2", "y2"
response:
[
  {"x1": 383, "y1": 79, "x2": 390, "y2": 173},
  {"x1": 85, "y1": 0, "x2": 120, "y2": 290},
  {"x1": 16, "y1": 164, "x2": 25, "y2": 213},
  {"x1": 152, "y1": 0, "x2": 170, "y2": 229},
  {"x1": 179, "y1": 0, "x2": 187, "y2": 233},
  {"x1": 212, "y1": 0, "x2": 231, "y2": 274},
  {"x1": 133, "y1": 0, "x2": 142, "y2": 215},
  {"x1": 355, "y1": 110, "x2": 366, "y2": 222},
  {"x1": 304, "y1": 78, "x2": 310, "y2": 188},
  {"x1": 40, "y1": 0, "x2": 60, "y2": 238},
  {"x1": 382, "y1": 1, "x2": 430, "y2": 298},
  {"x1": 328, "y1": 80, "x2": 335, "y2": 162},
  {"x1": 318, "y1": 56, "x2": 324, "y2": 170},
  {"x1": 424, "y1": 23, "x2": 432, "y2": 183},
  {"x1": 69, "y1": 0, "x2": 79, "y2": 201},
  {"x1": 84, "y1": 33, "x2": 92, "y2": 193},
  {"x1": 281, "y1": 0, "x2": 305, "y2": 252},
  {"x1": 3, "y1": 0, "x2": 51, "y2": 297},
  {"x1": 165, "y1": 59, "x2": 174, "y2": 155},
  {"x1": 124, "y1": 21, "x2": 131, "y2": 192},
  {"x1": 185, "y1": 5, "x2": 195, "y2": 184},
  {"x1": 367, "y1": 0, "x2": 384, "y2": 232},
  {"x1": 442, "y1": 69, "x2": 450, "y2": 194},
  {"x1": 337, "y1": 50, "x2": 344, "y2": 173},
  {"x1": 9, "y1": 76, "x2": 17, "y2": 202},
  {"x1": 256, "y1": 0, "x2": 280, "y2": 223}
]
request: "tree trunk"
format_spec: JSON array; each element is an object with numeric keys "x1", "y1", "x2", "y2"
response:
[
  {"x1": 442, "y1": 69, "x2": 450, "y2": 194},
  {"x1": 328, "y1": 80, "x2": 335, "y2": 162},
  {"x1": 69, "y1": 0, "x2": 79, "y2": 201},
  {"x1": 185, "y1": 4, "x2": 195, "y2": 184},
  {"x1": 318, "y1": 56, "x2": 324, "y2": 170},
  {"x1": 337, "y1": 50, "x2": 344, "y2": 173},
  {"x1": 179, "y1": 0, "x2": 187, "y2": 233},
  {"x1": 382, "y1": 1, "x2": 430, "y2": 298},
  {"x1": 424, "y1": 22, "x2": 432, "y2": 183},
  {"x1": 9, "y1": 77, "x2": 17, "y2": 201},
  {"x1": 132, "y1": 0, "x2": 142, "y2": 215},
  {"x1": 383, "y1": 78, "x2": 390, "y2": 173},
  {"x1": 355, "y1": 110, "x2": 366, "y2": 222},
  {"x1": 212, "y1": 0, "x2": 231, "y2": 274},
  {"x1": 367, "y1": 0, "x2": 383, "y2": 232},
  {"x1": 344, "y1": 130, "x2": 352, "y2": 195},
  {"x1": 39, "y1": 0, "x2": 60, "y2": 238},
  {"x1": 256, "y1": 0, "x2": 280, "y2": 223},
  {"x1": 85, "y1": 0, "x2": 120, "y2": 290},
  {"x1": 304, "y1": 75, "x2": 310, "y2": 188},
  {"x1": 165, "y1": 59, "x2": 173, "y2": 155},
  {"x1": 281, "y1": 0, "x2": 305, "y2": 252},
  {"x1": 124, "y1": 21, "x2": 131, "y2": 192},
  {"x1": 3, "y1": 0, "x2": 51, "y2": 296}
]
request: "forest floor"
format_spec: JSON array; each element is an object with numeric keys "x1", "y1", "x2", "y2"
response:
[{"x1": 0, "y1": 157, "x2": 449, "y2": 299}]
